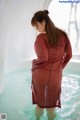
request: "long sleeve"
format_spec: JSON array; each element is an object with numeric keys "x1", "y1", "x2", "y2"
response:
[
  {"x1": 32, "y1": 35, "x2": 48, "y2": 71},
  {"x1": 62, "y1": 38, "x2": 72, "y2": 69}
]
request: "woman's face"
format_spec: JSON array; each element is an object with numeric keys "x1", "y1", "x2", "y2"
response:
[{"x1": 34, "y1": 20, "x2": 46, "y2": 33}]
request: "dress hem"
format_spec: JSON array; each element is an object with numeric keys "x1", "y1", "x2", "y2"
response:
[{"x1": 33, "y1": 103, "x2": 61, "y2": 108}]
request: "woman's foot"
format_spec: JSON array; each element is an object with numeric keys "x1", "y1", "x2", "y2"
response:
[
  {"x1": 47, "y1": 108, "x2": 56, "y2": 120},
  {"x1": 36, "y1": 116, "x2": 40, "y2": 120},
  {"x1": 48, "y1": 117, "x2": 54, "y2": 120}
]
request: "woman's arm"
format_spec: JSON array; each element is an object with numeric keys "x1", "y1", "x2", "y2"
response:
[
  {"x1": 32, "y1": 35, "x2": 48, "y2": 71},
  {"x1": 62, "y1": 38, "x2": 72, "y2": 69}
]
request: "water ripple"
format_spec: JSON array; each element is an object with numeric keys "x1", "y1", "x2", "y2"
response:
[{"x1": 55, "y1": 74, "x2": 80, "y2": 120}]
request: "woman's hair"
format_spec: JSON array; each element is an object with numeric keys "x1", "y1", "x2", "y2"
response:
[{"x1": 31, "y1": 10, "x2": 68, "y2": 47}]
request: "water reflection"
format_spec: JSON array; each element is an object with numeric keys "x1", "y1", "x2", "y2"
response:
[{"x1": 56, "y1": 75, "x2": 80, "y2": 120}]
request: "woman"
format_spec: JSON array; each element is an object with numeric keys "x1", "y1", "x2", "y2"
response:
[{"x1": 31, "y1": 10, "x2": 72, "y2": 120}]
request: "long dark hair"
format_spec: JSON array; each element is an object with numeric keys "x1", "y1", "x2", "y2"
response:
[{"x1": 31, "y1": 10, "x2": 68, "y2": 47}]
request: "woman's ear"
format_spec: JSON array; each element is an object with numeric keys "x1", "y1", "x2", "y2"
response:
[{"x1": 42, "y1": 20, "x2": 46, "y2": 25}]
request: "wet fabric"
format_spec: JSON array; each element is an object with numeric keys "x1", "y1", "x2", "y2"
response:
[{"x1": 31, "y1": 33, "x2": 72, "y2": 108}]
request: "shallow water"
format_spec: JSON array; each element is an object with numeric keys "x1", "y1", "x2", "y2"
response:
[{"x1": 0, "y1": 68, "x2": 80, "y2": 120}]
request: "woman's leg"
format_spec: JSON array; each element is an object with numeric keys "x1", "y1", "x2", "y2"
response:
[
  {"x1": 46, "y1": 108, "x2": 55, "y2": 120},
  {"x1": 35, "y1": 105, "x2": 44, "y2": 120}
]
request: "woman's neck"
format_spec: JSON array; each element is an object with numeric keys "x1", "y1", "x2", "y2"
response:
[{"x1": 38, "y1": 31, "x2": 46, "y2": 34}]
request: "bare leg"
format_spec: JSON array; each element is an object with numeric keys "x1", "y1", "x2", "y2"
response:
[
  {"x1": 46, "y1": 108, "x2": 55, "y2": 120},
  {"x1": 35, "y1": 105, "x2": 44, "y2": 120}
]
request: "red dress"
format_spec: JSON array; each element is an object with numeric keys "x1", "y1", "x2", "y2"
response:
[{"x1": 31, "y1": 33, "x2": 72, "y2": 108}]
